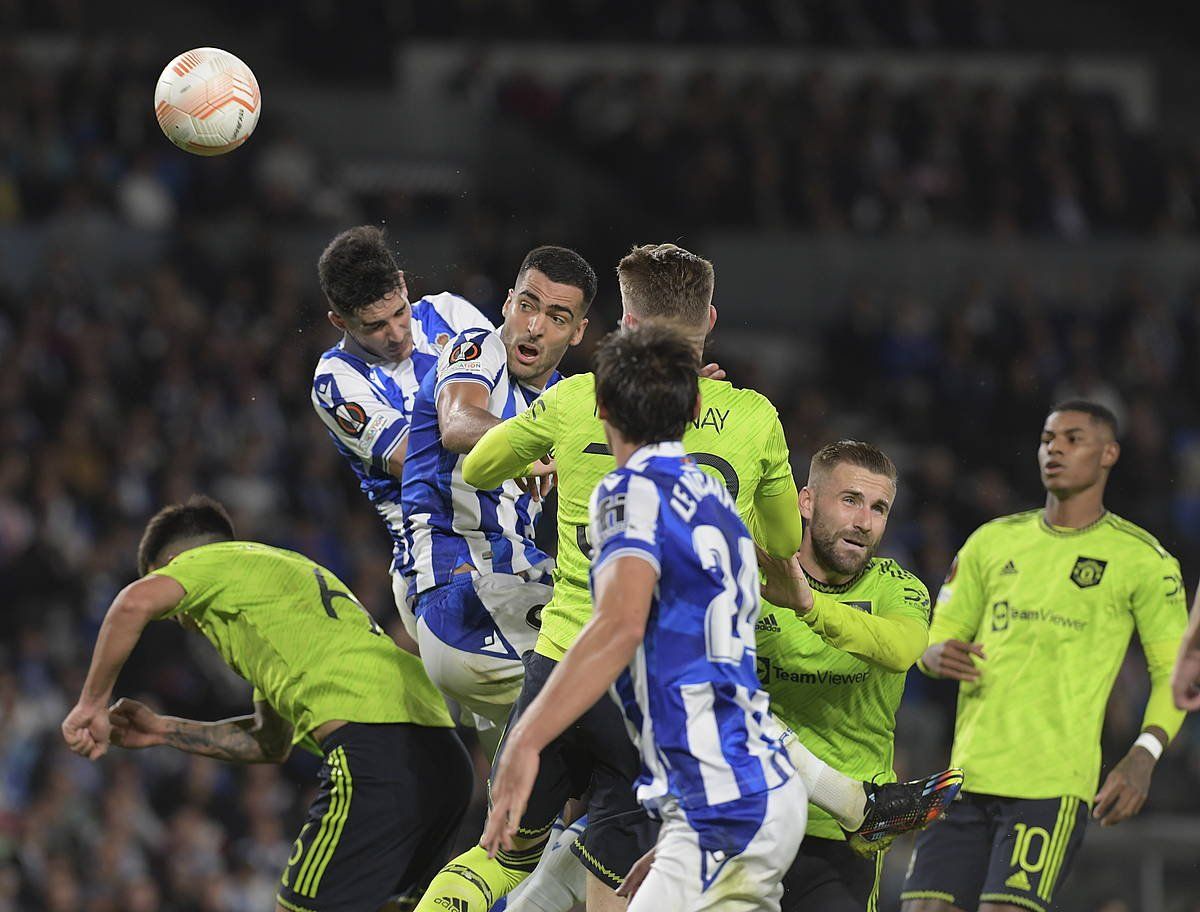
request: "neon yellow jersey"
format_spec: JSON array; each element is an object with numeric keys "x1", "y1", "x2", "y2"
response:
[
  {"x1": 930, "y1": 510, "x2": 1187, "y2": 802},
  {"x1": 487, "y1": 372, "x2": 796, "y2": 659},
  {"x1": 756, "y1": 558, "x2": 931, "y2": 839},
  {"x1": 153, "y1": 541, "x2": 453, "y2": 754}
]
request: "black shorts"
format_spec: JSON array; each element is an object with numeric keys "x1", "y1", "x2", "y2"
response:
[
  {"x1": 781, "y1": 836, "x2": 883, "y2": 912},
  {"x1": 277, "y1": 722, "x2": 473, "y2": 912},
  {"x1": 497, "y1": 651, "x2": 657, "y2": 890},
  {"x1": 900, "y1": 791, "x2": 1089, "y2": 912}
]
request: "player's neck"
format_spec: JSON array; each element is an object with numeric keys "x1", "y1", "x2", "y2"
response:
[
  {"x1": 796, "y1": 543, "x2": 854, "y2": 587},
  {"x1": 1043, "y1": 489, "x2": 1107, "y2": 529},
  {"x1": 609, "y1": 434, "x2": 645, "y2": 468}
]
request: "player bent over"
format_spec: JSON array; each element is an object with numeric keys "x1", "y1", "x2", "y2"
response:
[
  {"x1": 487, "y1": 326, "x2": 804, "y2": 912},
  {"x1": 901, "y1": 401, "x2": 1188, "y2": 912},
  {"x1": 61, "y1": 497, "x2": 472, "y2": 912}
]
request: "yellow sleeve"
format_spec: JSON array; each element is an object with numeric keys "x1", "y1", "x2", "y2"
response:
[
  {"x1": 749, "y1": 481, "x2": 803, "y2": 558},
  {"x1": 801, "y1": 578, "x2": 931, "y2": 673},
  {"x1": 1132, "y1": 558, "x2": 1188, "y2": 741},
  {"x1": 918, "y1": 532, "x2": 988, "y2": 676},
  {"x1": 461, "y1": 384, "x2": 560, "y2": 489},
  {"x1": 757, "y1": 412, "x2": 794, "y2": 498}
]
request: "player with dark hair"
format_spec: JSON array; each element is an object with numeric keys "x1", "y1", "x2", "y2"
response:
[
  {"x1": 61, "y1": 496, "x2": 472, "y2": 912},
  {"x1": 424, "y1": 243, "x2": 960, "y2": 912},
  {"x1": 901, "y1": 401, "x2": 1188, "y2": 912},
  {"x1": 312, "y1": 224, "x2": 493, "y2": 640},
  {"x1": 486, "y1": 325, "x2": 805, "y2": 912}
]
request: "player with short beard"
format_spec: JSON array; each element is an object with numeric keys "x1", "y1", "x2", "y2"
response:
[{"x1": 752, "y1": 441, "x2": 943, "y2": 912}]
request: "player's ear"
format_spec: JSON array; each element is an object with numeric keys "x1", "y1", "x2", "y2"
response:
[
  {"x1": 327, "y1": 310, "x2": 347, "y2": 332},
  {"x1": 502, "y1": 290, "x2": 515, "y2": 318},
  {"x1": 1101, "y1": 440, "x2": 1120, "y2": 469},
  {"x1": 569, "y1": 317, "x2": 588, "y2": 346},
  {"x1": 798, "y1": 486, "x2": 815, "y2": 521},
  {"x1": 707, "y1": 304, "x2": 717, "y2": 334},
  {"x1": 692, "y1": 391, "x2": 702, "y2": 422}
]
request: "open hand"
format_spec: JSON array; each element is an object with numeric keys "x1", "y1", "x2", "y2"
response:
[
  {"x1": 481, "y1": 736, "x2": 541, "y2": 857},
  {"x1": 1093, "y1": 746, "x2": 1156, "y2": 827},
  {"x1": 516, "y1": 456, "x2": 557, "y2": 502}
]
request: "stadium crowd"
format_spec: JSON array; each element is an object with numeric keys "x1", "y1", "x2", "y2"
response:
[{"x1": 4, "y1": 14, "x2": 1200, "y2": 912}]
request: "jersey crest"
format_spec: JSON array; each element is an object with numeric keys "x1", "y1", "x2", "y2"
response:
[{"x1": 1069, "y1": 556, "x2": 1107, "y2": 588}]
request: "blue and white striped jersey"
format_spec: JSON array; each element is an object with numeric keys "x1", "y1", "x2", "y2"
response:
[
  {"x1": 311, "y1": 293, "x2": 490, "y2": 572},
  {"x1": 401, "y1": 326, "x2": 555, "y2": 595},
  {"x1": 590, "y1": 442, "x2": 795, "y2": 818}
]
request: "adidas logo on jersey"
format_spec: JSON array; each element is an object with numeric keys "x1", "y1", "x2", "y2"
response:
[
  {"x1": 434, "y1": 898, "x2": 469, "y2": 912},
  {"x1": 1000, "y1": 560, "x2": 1018, "y2": 575},
  {"x1": 1005, "y1": 870, "x2": 1032, "y2": 892},
  {"x1": 755, "y1": 613, "x2": 781, "y2": 632}
]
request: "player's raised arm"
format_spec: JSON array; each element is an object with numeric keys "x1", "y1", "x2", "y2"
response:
[
  {"x1": 462, "y1": 383, "x2": 561, "y2": 490},
  {"x1": 61, "y1": 574, "x2": 186, "y2": 760},
  {"x1": 748, "y1": 415, "x2": 803, "y2": 557}
]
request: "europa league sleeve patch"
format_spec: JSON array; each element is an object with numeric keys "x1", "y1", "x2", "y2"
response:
[
  {"x1": 333, "y1": 401, "x2": 369, "y2": 437},
  {"x1": 449, "y1": 340, "x2": 482, "y2": 364}
]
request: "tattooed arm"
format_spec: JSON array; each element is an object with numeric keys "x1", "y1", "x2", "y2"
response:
[{"x1": 108, "y1": 697, "x2": 294, "y2": 763}]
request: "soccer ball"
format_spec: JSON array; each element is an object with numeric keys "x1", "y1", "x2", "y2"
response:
[{"x1": 154, "y1": 48, "x2": 261, "y2": 156}]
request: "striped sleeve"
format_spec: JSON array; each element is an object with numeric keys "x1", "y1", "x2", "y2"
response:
[
  {"x1": 590, "y1": 473, "x2": 663, "y2": 578},
  {"x1": 312, "y1": 357, "x2": 408, "y2": 472}
]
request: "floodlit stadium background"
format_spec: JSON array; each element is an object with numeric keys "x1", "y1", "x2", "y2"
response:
[{"x1": 5, "y1": 2, "x2": 1200, "y2": 909}]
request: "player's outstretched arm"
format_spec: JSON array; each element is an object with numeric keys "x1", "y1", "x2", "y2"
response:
[
  {"x1": 482, "y1": 556, "x2": 655, "y2": 857},
  {"x1": 1172, "y1": 586, "x2": 1200, "y2": 711},
  {"x1": 109, "y1": 697, "x2": 294, "y2": 763},
  {"x1": 62, "y1": 575, "x2": 186, "y2": 760}
]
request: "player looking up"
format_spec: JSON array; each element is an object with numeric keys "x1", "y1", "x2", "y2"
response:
[
  {"x1": 400, "y1": 245, "x2": 593, "y2": 737},
  {"x1": 311, "y1": 225, "x2": 491, "y2": 638},
  {"x1": 901, "y1": 401, "x2": 1188, "y2": 912},
  {"x1": 430, "y1": 244, "x2": 961, "y2": 912},
  {"x1": 61, "y1": 497, "x2": 472, "y2": 912},
  {"x1": 485, "y1": 325, "x2": 805, "y2": 912}
]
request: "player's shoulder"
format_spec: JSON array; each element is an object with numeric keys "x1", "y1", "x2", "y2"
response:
[
  {"x1": 313, "y1": 340, "x2": 370, "y2": 383},
  {"x1": 443, "y1": 325, "x2": 503, "y2": 364},
  {"x1": 1101, "y1": 512, "x2": 1176, "y2": 562},
  {"x1": 968, "y1": 508, "x2": 1043, "y2": 543},
  {"x1": 866, "y1": 556, "x2": 927, "y2": 588},
  {"x1": 698, "y1": 377, "x2": 779, "y2": 414},
  {"x1": 413, "y1": 292, "x2": 492, "y2": 334}
]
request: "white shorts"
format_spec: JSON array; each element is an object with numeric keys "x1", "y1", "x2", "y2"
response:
[
  {"x1": 391, "y1": 569, "x2": 418, "y2": 642},
  {"x1": 630, "y1": 776, "x2": 806, "y2": 912},
  {"x1": 414, "y1": 571, "x2": 551, "y2": 729}
]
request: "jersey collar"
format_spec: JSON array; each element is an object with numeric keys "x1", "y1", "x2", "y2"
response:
[
  {"x1": 626, "y1": 440, "x2": 686, "y2": 472},
  {"x1": 1038, "y1": 509, "x2": 1108, "y2": 537},
  {"x1": 806, "y1": 559, "x2": 872, "y2": 594}
]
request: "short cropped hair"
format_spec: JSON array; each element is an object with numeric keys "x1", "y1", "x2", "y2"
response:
[
  {"x1": 616, "y1": 243, "x2": 714, "y2": 325},
  {"x1": 809, "y1": 440, "x2": 898, "y2": 487},
  {"x1": 1049, "y1": 399, "x2": 1119, "y2": 438},
  {"x1": 318, "y1": 225, "x2": 404, "y2": 316},
  {"x1": 594, "y1": 326, "x2": 698, "y2": 446},
  {"x1": 138, "y1": 496, "x2": 236, "y2": 577},
  {"x1": 516, "y1": 245, "x2": 598, "y2": 311}
]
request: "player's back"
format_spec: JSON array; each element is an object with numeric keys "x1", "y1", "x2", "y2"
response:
[
  {"x1": 152, "y1": 541, "x2": 452, "y2": 749},
  {"x1": 590, "y1": 446, "x2": 793, "y2": 814},
  {"x1": 532, "y1": 372, "x2": 794, "y2": 657}
]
